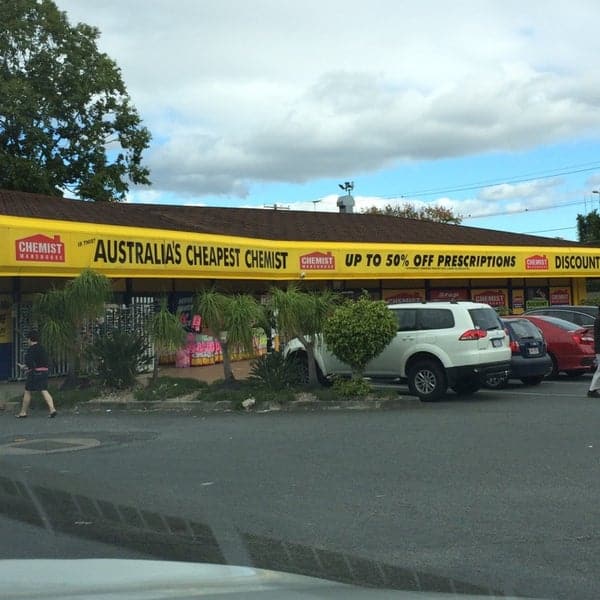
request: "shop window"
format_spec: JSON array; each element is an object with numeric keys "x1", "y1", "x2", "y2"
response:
[
  {"x1": 549, "y1": 287, "x2": 571, "y2": 305},
  {"x1": 525, "y1": 286, "x2": 549, "y2": 310}
]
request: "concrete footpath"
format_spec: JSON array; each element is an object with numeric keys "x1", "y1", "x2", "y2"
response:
[{"x1": 0, "y1": 359, "x2": 419, "y2": 414}]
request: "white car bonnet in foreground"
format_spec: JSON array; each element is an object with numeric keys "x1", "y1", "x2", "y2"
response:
[{"x1": 0, "y1": 559, "x2": 542, "y2": 600}]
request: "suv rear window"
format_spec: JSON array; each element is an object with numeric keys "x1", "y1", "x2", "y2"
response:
[
  {"x1": 392, "y1": 308, "x2": 454, "y2": 331},
  {"x1": 418, "y1": 308, "x2": 454, "y2": 330},
  {"x1": 468, "y1": 307, "x2": 502, "y2": 330},
  {"x1": 395, "y1": 309, "x2": 417, "y2": 331}
]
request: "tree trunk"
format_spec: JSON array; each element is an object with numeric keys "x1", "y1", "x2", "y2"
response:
[
  {"x1": 351, "y1": 369, "x2": 363, "y2": 381},
  {"x1": 61, "y1": 348, "x2": 80, "y2": 390},
  {"x1": 306, "y1": 344, "x2": 319, "y2": 387},
  {"x1": 221, "y1": 340, "x2": 235, "y2": 383}
]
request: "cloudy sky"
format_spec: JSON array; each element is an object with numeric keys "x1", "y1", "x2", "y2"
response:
[{"x1": 55, "y1": 0, "x2": 600, "y2": 240}]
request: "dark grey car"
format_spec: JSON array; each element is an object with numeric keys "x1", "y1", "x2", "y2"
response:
[
  {"x1": 485, "y1": 317, "x2": 552, "y2": 388},
  {"x1": 523, "y1": 305, "x2": 598, "y2": 328}
]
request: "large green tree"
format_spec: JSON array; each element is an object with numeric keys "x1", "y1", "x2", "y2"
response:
[
  {"x1": 362, "y1": 202, "x2": 462, "y2": 224},
  {"x1": 0, "y1": 0, "x2": 151, "y2": 200},
  {"x1": 576, "y1": 210, "x2": 600, "y2": 244}
]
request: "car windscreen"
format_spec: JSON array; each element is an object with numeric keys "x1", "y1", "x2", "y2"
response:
[
  {"x1": 505, "y1": 319, "x2": 543, "y2": 339},
  {"x1": 468, "y1": 307, "x2": 502, "y2": 330}
]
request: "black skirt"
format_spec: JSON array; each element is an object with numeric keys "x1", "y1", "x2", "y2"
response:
[{"x1": 25, "y1": 371, "x2": 49, "y2": 392}]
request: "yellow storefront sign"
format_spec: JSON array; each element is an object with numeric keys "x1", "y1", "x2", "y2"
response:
[{"x1": 3, "y1": 216, "x2": 600, "y2": 280}]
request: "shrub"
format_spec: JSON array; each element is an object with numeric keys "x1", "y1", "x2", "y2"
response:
[
  {"x1": 323, "y1": 292, "x2": 397, "y2": 379},
  {"x1": 248, "y1": 351, "x2": 303, "y2": 390},
  {"x1": 87, "y1": 330, "x2": 150, "y2": 390},
  {"x1": 331, "y1": 376, "x2": 371, "y2": 400}
]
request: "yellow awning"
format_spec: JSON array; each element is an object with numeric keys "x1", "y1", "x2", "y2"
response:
[{"x1": 3, "y1": 215, "x2": 600, "y2": 280}]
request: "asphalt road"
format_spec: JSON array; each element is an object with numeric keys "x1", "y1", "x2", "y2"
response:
[{"x1": 1, "y1": 376, "x2": 599, "y2": 599}]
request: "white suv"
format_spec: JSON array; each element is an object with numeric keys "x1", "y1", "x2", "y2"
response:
[{"x1": 285, "y1": 301, "x2": 510, "y2": 401}]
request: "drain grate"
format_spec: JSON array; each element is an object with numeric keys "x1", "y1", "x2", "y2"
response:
[
  {"x1": 0, "y1": 437, "x2": 101, "y2": 455},
  {"x1": 0, "y1": 431, "x2": 158, "y2": 456}
]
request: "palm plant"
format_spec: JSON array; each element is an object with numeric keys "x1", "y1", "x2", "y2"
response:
[
  {"x1": 148, "y1": 297, "x2": 186, "y2": 381},
  {"x1": 33, "y1": 268, "x2": 112, "y2": 388},
  {"x1": 269, "y1": 284, "x2": 339, "y2": 387},
  {"x1": 194, "y1": 288, "x2": 263, "y2": 382}
]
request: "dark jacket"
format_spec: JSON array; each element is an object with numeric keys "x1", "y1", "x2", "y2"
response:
[
  {"x1": 24, "y1": 343, "x2": 49, "y2": 370},
  {"x1": 594, "y1": 315, "x2": 600, "y2": 354}
]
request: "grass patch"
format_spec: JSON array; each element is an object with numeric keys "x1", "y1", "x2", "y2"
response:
[
  {"x1": 196, "y1": 379, "x2": 298, "y2": 408},
  {"x1": 2, "y1": 375, "x2": 396, "y2": 411},
  {"x1": 134, "y1": 377, "x2": 208, "y2": 402},
  {"x1": 51, "y1": 385, "x2": 100, "y2": 407},
  {"x1": 197, "y1": 379, "x2": 257, "y2": 407},
  {"x1": 309, "y1": 380, "x2": 392, "y2": 402},
  {"x1": 367, "y1": 387, "x2": 398, "y2": 399},
  {"x1": 311, "y1": 386, "x2": 341, "y2": 402},
  {"x1": 258, "y1": 388, "x2": 297, "y2": 404}
]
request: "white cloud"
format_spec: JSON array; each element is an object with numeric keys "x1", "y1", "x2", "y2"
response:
[
  {"x1": 125, "y1": 189, "x2": 165, "y2": 204},
  {"x1": 281, "y1": 183, "x2": 563, "y2": 220},
  {"x1": 55, "y1": 0, "x2": 600, "y2": 197},
  {"x1": 478, "y1": 178, "x2": 561, "y2": 201}
]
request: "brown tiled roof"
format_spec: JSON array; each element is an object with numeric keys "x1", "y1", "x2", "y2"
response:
[{"x1": 0, "y1": 188, "x2": 578, "y2": 247}]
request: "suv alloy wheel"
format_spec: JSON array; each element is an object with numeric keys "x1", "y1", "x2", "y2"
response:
[{"x1": 407, "y1": 359, "x2": 447, "y2": 402}]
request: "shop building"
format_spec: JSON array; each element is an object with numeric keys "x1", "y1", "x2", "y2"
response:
[{"x1": 1, "y1": 189, "x2": 599, "y2": 380}]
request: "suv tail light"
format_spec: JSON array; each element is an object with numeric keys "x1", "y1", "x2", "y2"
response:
[
  {"x1": 510, "y1": 340, "x2": 520, "y2": 353},
  {"x1": 459, "y1": 328, "x2": 487, "y2": 341}
]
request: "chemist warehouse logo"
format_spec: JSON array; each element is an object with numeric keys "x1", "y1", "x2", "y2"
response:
[
  {"x1": 525, "y1": 254, "x2": 548, "y2": 271},
  {"x1": 15, "y1": 234, "x2": 65, "y2": 262},
  {"x1": 300, "y1": 251, "x2": 336, "y2": 270}
]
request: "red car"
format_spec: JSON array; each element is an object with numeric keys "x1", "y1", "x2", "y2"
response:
[{"x1": 520, "y1": 314, "x2": 595, "y2": 377}]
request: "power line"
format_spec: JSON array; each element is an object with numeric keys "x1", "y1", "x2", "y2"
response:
[
  {"x1": 461, "y1": 198, "x2": 587, "y2": 221},
  {"x1": 521, "y1": 225, "x2": 577, "y2": 234},
  {"x1": 383, "y1": 161, "x2": 600, "y2": 199}
]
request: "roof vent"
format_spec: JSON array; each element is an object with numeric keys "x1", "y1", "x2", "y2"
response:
[{"x1": 337, "y1": 181, "x2": 355, "y2": 214}]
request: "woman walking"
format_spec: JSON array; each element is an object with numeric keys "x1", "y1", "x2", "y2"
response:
[
  {"x1": 587, "y1": 307, "x2": 600, "y2": 398},
  {"x1": 16, "y1": 330, "x2": 57, "y2": 418}
]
